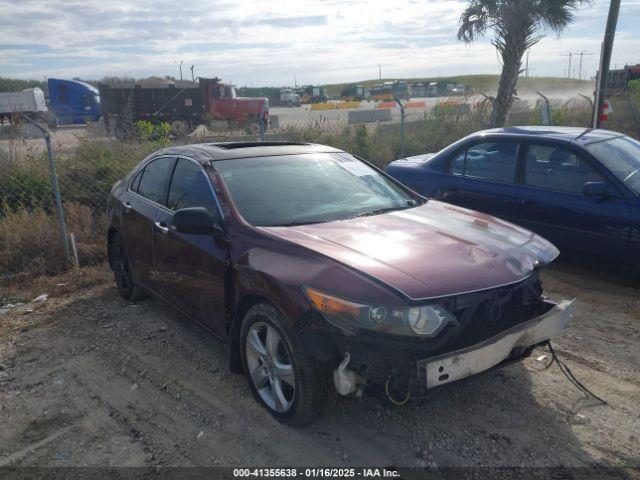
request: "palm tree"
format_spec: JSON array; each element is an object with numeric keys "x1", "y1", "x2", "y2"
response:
[{"x1": 458, "y1": 0, "x2": 587, "y2": 127}]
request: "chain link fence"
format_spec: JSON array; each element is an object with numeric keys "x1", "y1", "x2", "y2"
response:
[{"x1": 1, "y1": 93, "x2": 639, "y2": 287}]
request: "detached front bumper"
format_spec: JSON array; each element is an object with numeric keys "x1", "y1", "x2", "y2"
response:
[{"x1": 417, "y1": 299, "x2": 575, "y2": 389}]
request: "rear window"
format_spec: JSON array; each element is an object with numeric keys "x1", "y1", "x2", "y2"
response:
[{"x1": 449, "y1": 140, "x2": 518, "y2": 183}]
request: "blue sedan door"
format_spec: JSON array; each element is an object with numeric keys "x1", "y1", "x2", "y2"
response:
[
  {"x1": 436, "y1": 138, "x2": 521, "y2": 222},
  {"x1": 516, "y1": 142, "x2": 630, "y2": 264}
]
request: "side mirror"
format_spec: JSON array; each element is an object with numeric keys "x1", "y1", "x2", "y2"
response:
[
  {"x1": 582, "y1": 181, "x2": 612, "y2": 198},
  {"x1": 172, "y1": 207, "x2": 223, "y2": 235}
]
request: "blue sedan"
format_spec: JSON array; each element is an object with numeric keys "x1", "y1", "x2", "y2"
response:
[{"x1": 386, "y1": 126, "x2": 640, "y2": 273}]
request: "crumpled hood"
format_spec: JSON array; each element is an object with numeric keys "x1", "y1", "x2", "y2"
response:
[{"x1": 260, "y1": 200, "x2": 559, "y2": 300}]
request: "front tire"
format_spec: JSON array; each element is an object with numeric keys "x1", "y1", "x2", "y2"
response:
[
  {"x1": 240, "y1": 303, "x2": 332, "y2": 426},
  {"x1": 108, "y1": 232, "x2": 146, "y2": 301}
]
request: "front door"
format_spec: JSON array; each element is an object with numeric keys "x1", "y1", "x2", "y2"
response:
[
  {"x1": 438, "y1": 138, "x2": 521, "y2": 223},
  {"x1": 516, "y1": 142, "x2": 631, "y2": 264},
  {"x1": 152, "y1": 157, "x2": 228, "y2": 339}
]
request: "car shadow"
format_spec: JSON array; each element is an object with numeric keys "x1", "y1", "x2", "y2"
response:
[
  {"x1": 140, "y1": 289, "x2": 616, "y2": 470},
  {"x1": 315, "y1": 357, "x2": 613, "y2": 469},
  {"x1": 16, "y1": 285, "x2": 623, "y2": 472}
]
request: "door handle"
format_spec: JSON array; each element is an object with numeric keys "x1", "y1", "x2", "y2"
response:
[
  {"x1": 154, "y1": 221, "x2": 169, "y2": 235},
  {"x1": 520, "y1": 199, "x2": 539, "y2": 205},
  {"x1": 122, "y1": 201, "x2": 132, "y2": 213}
]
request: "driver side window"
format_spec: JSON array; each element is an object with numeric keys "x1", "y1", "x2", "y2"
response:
[
  {"x1": 524, "y1": 144, "x2": 604, "y2": 193},
  {"x1": 167, "y1": 158, "x2": 218, "y2": 217}
]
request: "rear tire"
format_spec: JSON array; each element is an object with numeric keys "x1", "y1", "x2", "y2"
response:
[
  {"x1": 240, "y1": 303, "x2": 332, "y2": 426},
  {"x1": 108, "y1": 232, "x2": 146, "y2": 301},
  {"x1": 171, "y1": 119, "x2": 192, "y2": 139}
]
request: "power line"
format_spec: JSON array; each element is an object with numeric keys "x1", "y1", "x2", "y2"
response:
[
  {"x1": 560, "y1": 52, "x2": 573, "y2": 78},
  {"x1": 577, "y1": 52, "x2": 593, "y2": 80},
  {"x1": 523, "y1": 50, "x2": 535, "y2": 77},
  {"x1": 561, "y1": 51, "x2": 594, "y2": 79}
]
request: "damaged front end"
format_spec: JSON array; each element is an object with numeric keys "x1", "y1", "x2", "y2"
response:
[{"x1": 300, "y1": 271, "x2": 574, "y2": 400}]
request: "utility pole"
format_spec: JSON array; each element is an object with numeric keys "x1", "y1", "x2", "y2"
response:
[
  {"x1": 594, "y1": 0, "x2": 621, "y2": 128},
  {"x1": 175, "y1": 60, "x2": 183, "y2": 81},
  {"x1": 576, "y1": 52, "x2": 593, "y2": 80},
  {"x1": 378, "y1": 64, "x2": 382, "y2": 80},
  {"x1": 523, "y1": 50, "x2": 535, "y2": 77},
  {"x1": 561, "y1": 52, "x2": 573, "y2": 78},
  {"x1": 562, "y1": 51, "x2": 593, "y2": 80},
  {"x1": 190, "y1": 65, "x2": 195, "y2": 82}
]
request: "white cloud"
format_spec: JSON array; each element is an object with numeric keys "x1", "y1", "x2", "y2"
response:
[{"x1": 0, "y1": 0, "x2": 639, "y2": 84}]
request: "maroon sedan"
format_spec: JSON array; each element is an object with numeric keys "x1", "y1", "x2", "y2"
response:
[{"x1": 107, "y1": 142, "x2": 574, "y2": 426}]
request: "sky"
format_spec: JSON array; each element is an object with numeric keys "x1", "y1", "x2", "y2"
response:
[{"x1": 1, "y1": 0, "x2": 640, "y2": 86}]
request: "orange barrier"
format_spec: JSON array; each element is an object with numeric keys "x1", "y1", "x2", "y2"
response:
[
  {"x1": 377, "y1": 101, "x2": 397, "y2": 109},
  {"x1": 405, "y1": 101, "x2": 426, "y2": 109}
]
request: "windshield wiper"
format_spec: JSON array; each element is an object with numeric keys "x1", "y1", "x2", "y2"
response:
[
  {"x1": 265, "y1": 220, "x2": 324, "y2": 227},
  {"x1": 348, "y1": 200, "x2": 419, "y2": 220}
]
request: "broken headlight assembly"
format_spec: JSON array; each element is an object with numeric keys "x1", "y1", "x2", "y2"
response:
[{"x1": 303, "y1": 286, "x2": 458, "y2": 337}]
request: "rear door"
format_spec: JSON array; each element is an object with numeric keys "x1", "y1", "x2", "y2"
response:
[
  {"x1": 120, "y1": 156, "x2": 176, "y2": 286},
  {"x1": 152, "y1": 157, "x2": 228, "y2": 339},
  {"x1": 516, "y1": 142, "x2": 630, "y2": 264},
  {"x1": 437, "y1": 138, "x2": 521, "y2": 222}
]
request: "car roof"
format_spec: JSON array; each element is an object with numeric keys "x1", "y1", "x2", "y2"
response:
[
  {"x1": 155, "y1": 142, "x2": 344, "y2": 164},
  {"x1": 475, "y1": 126, "x2": 625, "y2": 145}
]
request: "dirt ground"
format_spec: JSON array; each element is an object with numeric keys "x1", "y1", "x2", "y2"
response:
[{"x1": 0, "y1": 263, "x2": 639, "y2": 475}]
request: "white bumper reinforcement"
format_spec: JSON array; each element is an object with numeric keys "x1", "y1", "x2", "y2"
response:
[{"x1": 420, "y1": 299, "x2": 576, "y2": 389}]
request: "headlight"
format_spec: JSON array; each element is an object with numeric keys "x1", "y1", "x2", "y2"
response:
[{"x1": 302, "y1": 286, "x2": 458, "y2": 337}]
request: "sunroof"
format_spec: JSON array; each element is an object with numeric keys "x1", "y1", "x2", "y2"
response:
[{"x1": 210, "y1": 141, "x2": 309, "y2": 149}]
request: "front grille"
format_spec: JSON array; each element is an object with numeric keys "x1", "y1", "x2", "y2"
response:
[
  {"x1": 439, "y1": 271, "x2": 548, "y2": 353},
  {"x1": 331, "y1": 272, "x2": 551, "y2": 384}
]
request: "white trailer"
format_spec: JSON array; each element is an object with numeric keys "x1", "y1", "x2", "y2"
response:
[{"x1": 0, "y1": 88, "x2": 48, "y2": 117}]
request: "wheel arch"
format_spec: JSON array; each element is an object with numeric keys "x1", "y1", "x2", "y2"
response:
[
  {"x1": 228, "y1": 293, "x2": 271, "y2": 373},
  {"x1": 107, "y1": 227, "x2": 118, "y2": 270}
]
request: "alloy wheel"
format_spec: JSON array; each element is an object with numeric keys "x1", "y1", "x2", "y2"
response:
[{"x1": 245, "y1": 322, "x2": 296, "y2": 413}]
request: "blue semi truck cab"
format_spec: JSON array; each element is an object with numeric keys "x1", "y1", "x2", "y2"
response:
[{"x1": 47, "y1": 78, "x2": 101, "y2": 125}]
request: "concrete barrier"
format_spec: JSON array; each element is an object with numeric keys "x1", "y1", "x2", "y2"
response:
[
  {"x1": 310, "y1": 102, "x2": 336, "y2": 111},
  {"x1": 310, "y1": 101, "x2": 362, "y2": 111},
  {"x1": 376, "y1": 101, "x2": 397, "y2": 109},
  {"x1": 348, "y1": 109, "x2": 392, "y2": 124},
  {"x1": 337, "y1": 101, "x2": 361, "y2": 109},
  {"x1": 406, "y1": 101, "x2": 426, "y2": 109}
]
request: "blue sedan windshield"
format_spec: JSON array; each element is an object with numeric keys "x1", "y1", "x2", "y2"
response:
[{"x1": 586, "y1": 136, "x2": 640, "y2": 195}]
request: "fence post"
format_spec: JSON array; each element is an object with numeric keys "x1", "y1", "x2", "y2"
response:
[
  {"x1": 259, "y1": 106, "x2": 266, "y2": 142},
  {"x1": 625, "y1": 92, "x2": 640, "y2": 131},
  {"x1": 536, "y1": 91, "x2": 552, "y2": 126},
  {"x1": 479, "y1": 93, "x2": 496, "y2": 128},
  {"x1": 21, "y1": 114, "x2": 71, "y2": 265},
  {"x1": 394, "y1": 95, "x2": 405, "y2": 158}
]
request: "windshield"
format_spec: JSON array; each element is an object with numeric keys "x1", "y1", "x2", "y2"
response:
[
  {"x1": 215, "y1": 153, "x2": 419, "y2": 226},
  {"x1": 586, "y1": 136, "x2": 640, "y2": 195}
]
